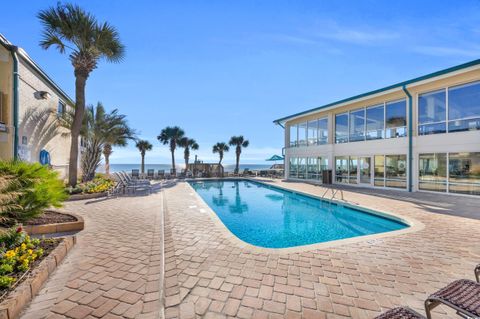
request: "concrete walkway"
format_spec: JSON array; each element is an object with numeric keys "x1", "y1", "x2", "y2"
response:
[
  {"x1": 163, "y1": 180, "x2": 480, "y2": 319},
  {"x1": 20, "y1": 192, "x2": 164, "y2": 319}
]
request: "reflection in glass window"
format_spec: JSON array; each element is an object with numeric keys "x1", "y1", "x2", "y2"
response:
[
  {"x1": 335, "y1": 156, "x2": 349, "y2": 183},
  {"x1": 418, "y1": 90, "x2": 446, "y2": 135},
  {"x1": 297, "y1": 158, "x2": 306, "y2": 179},
  {"x1": 349, "y1": 109, "x2": 365, "y2": 142},
  {"x1": 349, "y1": 157, "x2": 358, "y2": 184},
  {"x1": 289, "y1": 125, "x2": 297, "y2": 147},
  {"x1": 318, "y1": 118, "x2": 328, "y2": 144},
  {"x1": 307, "y1": 120, "x2": 318, "y2": 145},
  {"x1": 385, "y1": 155, "x2": 407, "y2": 188},
  {"x1": 419, "y1": 153, "x2": 447, "y2": 192},
  {"x1": 319, "y1": 157, "x2": 328, "y2": 171},
  {"x1": 448, "y1": 82, "x2": 480, "y2": 133},
  {"x1": 289, "y1": 157, "x2": 298, "y2": 178},
  {"x1": 335, "y1": 113, "x2": 349, "y2": 143},
  {"x1": 298, "y1": 122, "x2": 307, "y2": 146},
  {"x1": 448, "y1": 152, "x2": 480, "y2": 195},
  {"x1": 307, "y1": 157, "x2": 318, "y2": 179},
  {"x1": 374, "y1": 155, "x2": 385, "y2": 187},
  {"x1": 366, "y1": 105, "x2": 384, "y2": 140},
  {"x1": 385, "y1": 99, "x2": 407, "y2": 138}
]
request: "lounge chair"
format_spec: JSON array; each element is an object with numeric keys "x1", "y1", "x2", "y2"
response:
[
  {"x1": 147, "y1": 169, "x2": 154, "y2": 179},
  {"x1": 375, "y1": 307, "x2": 425, "y2": 319},
  {"x1": 131, "y1": 169, "x2": 140, "y2": 179},
  {"x1": 157, "y1": 170, "x2": 165, "y2": 179},
  {"x1": 475, "y1": 264, "x2": 480, "y2": 283},
  {"x1": 425, "y1": 279, "x2": 480, "y2": 319}
]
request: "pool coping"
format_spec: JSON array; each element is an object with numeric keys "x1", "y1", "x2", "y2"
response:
[{"x1": 185, "y1": 178, "x2": 425, "y2": 255}]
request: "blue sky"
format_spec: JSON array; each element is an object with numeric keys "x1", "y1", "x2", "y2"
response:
[{"x1": 2, "y1": 0, "x2": 480, "y2": 164}]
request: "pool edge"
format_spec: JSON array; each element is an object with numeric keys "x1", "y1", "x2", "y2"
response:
[{"x1": 185, "y1": 178, "x2": 425, "y2": 255}]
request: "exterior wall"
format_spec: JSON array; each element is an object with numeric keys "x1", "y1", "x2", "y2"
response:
[
  {"x1": 0, "y1": 45, "x2": 13, "y2": 159},
  {"x1": 17, "y1": 58, "x2": 72, "y2": 179},
  {"x1": 283, "y1": 66, "x2": 480, "y2": 195}
]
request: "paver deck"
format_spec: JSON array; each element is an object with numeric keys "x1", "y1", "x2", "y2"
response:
[
  {"x1": 163, "y1": 179, "x2": 480, "y2": 319},
  {"x1": 20, "y1": 192, "x2": 164, "y2": 319}
]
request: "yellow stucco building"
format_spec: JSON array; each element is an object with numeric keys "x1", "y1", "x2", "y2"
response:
[{"x1": 0, "y1": 34, "x2": 75, "y2": 178}]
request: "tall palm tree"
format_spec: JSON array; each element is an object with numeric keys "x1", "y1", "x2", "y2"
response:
[
  {"x1": 179, "y1": 137, "x2": 199, "y2": 173},
  {"x1": 157, "y1": 126, "x2": 184, "y2": 175},
  {"x1": 212, "y1": 142, "x2": 229, "y2": 177},
  {"x1": 229, "y1": 136, "x2": 249, "y2": 174},
  {"x1": 136, "y1": 140, "x2": 153, "y2": 174},
  {"x1": 80, "y1": 103, "x2": 133, "y2": 182},
  {"x1": 38, "y1": 3, "x2": 125, "y2": 187}
]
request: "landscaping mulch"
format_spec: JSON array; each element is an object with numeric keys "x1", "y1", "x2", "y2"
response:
[
  {"x1": 0, "y1": 238, "x2": 61, "y2": 303},
  {"x1": 24, "y1": 211, "x2": 77, "y2": 226}
]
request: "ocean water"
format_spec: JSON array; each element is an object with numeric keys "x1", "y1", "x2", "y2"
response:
[
  {"x1": 100, "y1": 163, "x2": 273, "y2": 173},
  {"x1": 189, "y1": 179, "x2": 407, "y2": 248}
]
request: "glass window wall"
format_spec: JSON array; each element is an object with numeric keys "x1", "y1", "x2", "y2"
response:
[
  {"x1": 289, "y1": 125, "x2": 297, "y2": 147},
  {"x1": 448, "y1": 82, "x2": 480, "y2": 133},
  {"x1": 418, "y1": 89, "x2": 446, "y2": 135},
  {"x1": 385, "y1": 155, "x2": 407, "y2": 188},
  {"x1": 448, "y1": 152, "x2": 480, "y2": 195},
  {"x1": 385, "y1": 100, "x2": 407, "y2": 138},
  {"x1": 366, "y1": 104, "x2": 384, "y2": 140},
  {"x1": 349, "y1": 108, "x2": 365, "y2": 142},
  {"x1": 335, "y1": 156, "x2": 349, "y2": 183},
  {"x1": 318, "y1": 117, "x2": 328, "y2": 144},
  {"x1": 335, "y1": 113, "x2": 349, "y2": 144},
  {"x1": 419, "y1": 153, "x2": 447, "y2": 192}
]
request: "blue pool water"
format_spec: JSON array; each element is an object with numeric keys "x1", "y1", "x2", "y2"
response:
[{"x1": 189, "y1": 180, "x2": 408, "y2": 248}]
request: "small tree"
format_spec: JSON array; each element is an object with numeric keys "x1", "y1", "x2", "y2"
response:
[
  {"x1": 136, "y1": 140, "x2": 153, "y2": 174},
  {"x1": 179, "y1": 137, "x2": 199, "y2": 174},
  {"x1": 157, "y1": 126, "x2": 184, "y2": 175},
  {"x1": 229, "y1": 136, "x2": 249, "y2": 174},
  {"x1": 212, "y1": 142, "x2": 229, "y2": 177}
]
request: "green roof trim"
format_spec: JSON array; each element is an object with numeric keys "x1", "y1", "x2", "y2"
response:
[{"x1": 273, "y1": 58, "x2": 480, "y2": 124}]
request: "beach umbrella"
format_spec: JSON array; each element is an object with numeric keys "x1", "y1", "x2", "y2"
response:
[{"x1": 265, "y1": 154, "x2": 284, "y2": 166}]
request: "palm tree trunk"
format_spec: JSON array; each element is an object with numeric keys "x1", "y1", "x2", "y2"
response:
[
  {"x1": 141, "y1": 153, "x2": 145, "y2": 174},
  {"x1": 105, "y1": 154, "x2": 110, "y2": 175},
  {"x1": 171, "y1": 150, "x2": 176, "y2": 175},
  {"x1": 235, "y1": 149, "x2": 240, "y2": 174},
  {"x1": 184, "y1": 149, "x2": 189, "y2": 174},
  {"x1": 68, "y1": 74, "x2": 87, "y2": 187}
]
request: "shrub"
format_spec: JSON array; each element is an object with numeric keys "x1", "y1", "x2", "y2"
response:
[
  {"x1": 0, "y1": 226, "x2": 45, "y2": 289},
  {"x1": 0, "y1": 160, "x2": 68, "y2": 224},
  {"x1": 66, "y1": 174, "x2": 115, "y2": 195}
]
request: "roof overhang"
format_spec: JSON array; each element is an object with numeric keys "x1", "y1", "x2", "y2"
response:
[{"x1": 274, "y1": 58, "x2": 480, "y2": 125}]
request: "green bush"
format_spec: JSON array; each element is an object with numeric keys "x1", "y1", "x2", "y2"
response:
[
  {"x1": 66, "y1": 174, "x2": 115, "y2": 195},
  {"x1": 0, "y1": 160, "x2": 68, "y2": 224}
]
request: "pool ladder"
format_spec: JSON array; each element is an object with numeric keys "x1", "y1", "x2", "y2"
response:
[{"x1": 321, "y1": 186, "x2": 344, "y2": 202}]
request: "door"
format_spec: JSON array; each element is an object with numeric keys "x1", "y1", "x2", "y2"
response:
[{"x1": 359, "y1": 157, "x2": 372, "y2": 184}]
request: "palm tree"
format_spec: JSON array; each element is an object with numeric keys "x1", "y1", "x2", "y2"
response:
[
  {"x1": 136, "y1": 140, "x2": 153, "y2": 174},
  {"x1": 80, "y1": 103, "x2": 134, "y2": 182},
  {"x1": 229, "y1": 136, "x2": 249, "y2": 174},
  {"x1": 38, "y1": 3, "x2": 125, "y2": 187},
  {"x1": 212, "y1": 142, "x2": 229, "y2": 177},
  {"x1": 179, "y1": 137, "x2": 199, "y2": 174},
  {"x1": 157, "y1": 126, "x2": 184, "y2": 175}
]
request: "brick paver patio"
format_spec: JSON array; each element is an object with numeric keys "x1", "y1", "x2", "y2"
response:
[
  {"x1": 20, "y1": 192, "x2": 164, "y2": 319},
  {"x1": 163, "y1": 179, "x2": 480, "y2": 319}
]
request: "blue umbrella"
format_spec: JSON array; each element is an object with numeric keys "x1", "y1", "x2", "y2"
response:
[{"x1": 266, "y1": 155, "x2": 284, "y2": 161}]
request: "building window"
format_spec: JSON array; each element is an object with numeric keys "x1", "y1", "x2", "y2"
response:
[
  {"x1": 297, "y1": 157, "x2": 306, "y2": 178},
  {"x1": 307, "y1": 120, "x2": 318, "y2": 146},
  {"x1": 335, "y1": 113, "x2": 349, "y2": 144},
  {"x1": 366, "y1": 104, "x2": 384, "y2": 140},
  {"x1": 318, "y1": 117, "x2": 328, "y2": 144},
  {"x1": 348, "y1": 157, "x2": 358, "y2": 184},
  {"x1": 385, "y1": 99, "x2": 407, "y2": 138},
  {"x1": 349, "y1": 108, "x2": 365, "y2": 142},
  {"x1": 57, "y1": 100, "x2": 66, "y2": 115},
  {"x1": 335, "y1": 156, "x2": 349, "y2": 183},
  {"x1": 289, "y1": 157, "x2": 298, "y2": 178},
  {"x1": 448, "y1": 81, "x2": 480, "y2": 133},
  {"x1": 418, "y1": 89, "x2": 446, "y2": 135},
  {"x1": 374, "y1": 155, "x2": 385, "y2": 187},
  {"x1": 448, "y1": 152, "x2": 480, "y2": 195},
  {"x1": 298, "y1": 122, "x2": 307, "y2": 146},
  {"x1": 419, "y1": 153, "x2": 447, "y2": 192},
  {"x1": 289, "y1": 125, "x2": 297, "y2": 147},
  {"x1": 385, "y1": 155, "x2": 407, "y2": 188},
  {"x1": 307, "y1": 157, "x2": 318, "y2": 179}
]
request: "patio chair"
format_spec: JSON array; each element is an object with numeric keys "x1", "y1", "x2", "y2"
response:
[
  {"x1": 424, "y1": 279, "x2": 480, "y2": 319},
  {"x1": 475, "y1": 264, "x2": 480, "y2": 283},
  {"x1": 120, "y1": 171, "x2": 149, "y2": 185},
  {"x1": 157, "y1": 170, "x2": 165, "y2": 179},
  {"x1": 131, "y1": 169, "x2": 140, "y2": 179},
  {"x1": 147, "y1": 169, "x2": 154, "y2": 179},
  {"x1": 375, "y1": 307, "x2": 425, "y2": 319}
]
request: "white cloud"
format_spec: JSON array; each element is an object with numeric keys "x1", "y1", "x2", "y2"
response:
[{"x1": 410, "y1": 45, "x2": 480, "y2": 58}]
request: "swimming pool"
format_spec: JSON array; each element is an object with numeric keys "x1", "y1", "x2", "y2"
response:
[{"x1": 189, "y1": 180, "x2": 408, "y2": 249}]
